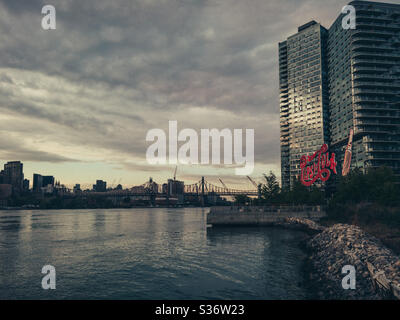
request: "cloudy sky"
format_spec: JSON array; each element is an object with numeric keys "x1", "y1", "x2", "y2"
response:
[{"x1": 0, "y1": 0, "x2": 391, "y2": 189}]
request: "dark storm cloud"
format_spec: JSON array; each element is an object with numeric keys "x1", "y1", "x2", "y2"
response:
[
  {"x1": 0, "y1": 134, "x2": 77, "y2": 163},
  {"x1": 0, "y1": 98, "x2": 112, "y2": 132},
  {"x1": 0, "y1": 0, "x2": 282, "y2": 114},
  {"x1": 1, "y1": 0, "x2": 383, "y2": 182},
  {"x1": 0, "y1": 0, "x2": 368, "y2": 115}
]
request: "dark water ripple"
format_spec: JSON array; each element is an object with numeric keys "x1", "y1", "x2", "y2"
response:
[{"x1": 0, "y1": 208, "x2": 310, "y2": 299}]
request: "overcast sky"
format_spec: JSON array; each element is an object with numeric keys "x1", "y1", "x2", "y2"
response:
[{"x1": 0, "y1": 0, "x2": 392, "y2": 189}]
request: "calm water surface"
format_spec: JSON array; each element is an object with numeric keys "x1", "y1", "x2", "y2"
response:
[{"x1": 0, "y1": 208, "x2": 310, "y2": 299}]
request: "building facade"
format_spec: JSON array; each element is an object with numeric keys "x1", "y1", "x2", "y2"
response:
[
  {"x1": 3, "y1": 161, "x2": 24, "y2": 193},
  {"x1": 94, "y1": 180, "x2": 107, "y2": 192},
  {"x1": 329, "y1": 1, "x2": 400, "y2": 181},
  {"x1": 33, "y1": 173, "x2": 43, "y2": 192},
  {"x1": 33, "y1": 174, "x2": 56, "y2": 192},
  {"x1": 279, "y1": 21, "x2": 330, "y2": 189},
  {"x1": 42, "y1": 176, "x2": 55, "y2": 188},
  {"x1": 279, "y1": 1, "x2": 400, "y2": 189}
]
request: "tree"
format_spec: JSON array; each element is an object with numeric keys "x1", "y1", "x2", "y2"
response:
[
  {"x1": 283, "y1": 179, "x2": 309, "y2": 204},
  {"x1": 261, "y1": 171, "x2": 280, "y2": 203},
  {"x1": 332, "y1": 166, "x2": 398, "y2": 205},
  {"x1": 328, "y1": 166, "x2": 400, "y2": 223},
  {"x1": 279, "y1": 179, "x2": 324, "y2": 205},
  {"x1": 234, "y1": 194, "x2": 250, "y2": 206}
]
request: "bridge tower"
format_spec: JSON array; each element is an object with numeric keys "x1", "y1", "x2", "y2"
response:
[{"x1": 201, "y1": 176, "x2": 205, "y2": 207}]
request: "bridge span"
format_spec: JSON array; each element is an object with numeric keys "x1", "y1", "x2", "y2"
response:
[{"x1": 77, "y1": 176, "x2": 260, "y2": 198}]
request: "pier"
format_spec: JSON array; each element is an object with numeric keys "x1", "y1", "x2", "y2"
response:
[{"x1": 207, "y1": 206, "x2": 326, "y2": 226}]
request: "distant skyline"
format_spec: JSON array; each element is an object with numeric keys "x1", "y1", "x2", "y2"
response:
[{"x1": 0, "y1": 0, "x2": 394, "y2": 189}]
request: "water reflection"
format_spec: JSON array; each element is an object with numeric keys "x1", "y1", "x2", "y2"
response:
[{"x1": 0, "y1": 208, "x2": 310, "y2": 299}]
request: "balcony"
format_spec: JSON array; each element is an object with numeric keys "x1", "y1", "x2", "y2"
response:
[
  {"x1": 355, "y1": 21, "x2": 400, "y2": 30},
  {"x1": 355, "y1": 120, "x2": 399, "y2": 126},
  {"x1": 352, "y1": 57, "x2": 397, "y2": 66},
  {"x1": 353, "y1": 81, "x2": 400, "y2": 89},
  {"x1": 353, "y1": 73, "x2": 397, "y2": 81},
  {"x1": 353, "y1": 66, "x2": 387, "y2": 73},
  {"x1": 367, "y1": 155, "x2": 400, "y2": 161},
  {"x1": 280, "y1": 121, "x2": 289, "y2": 127},
  {"x1": 366, "y1": 149, "x2": 400, "y2": 153},
  {"x1": 356, "y1": 127, "x2": 395, "y2": 134},
  {"x1": 352, "y1": 43, "x2": 394, "y2": 51},
  {"x1": 356, "y1": 15, "x2": 394, "y2": 24},
  {"x1": 354, "y1": 89, "x2": 398, "y2": 97},
  {"x1": 364, "y1": 138, "x2": 400, "y2": 143},
  {"x1": 353, "y1": 104, "x2": 399, "y2": 112},
  {"x1": 355, "y1": 113, "x2": 399, "y2": 120},
  {"x1": 353, "y1": 29, "x2": 396, "y2": 37}
]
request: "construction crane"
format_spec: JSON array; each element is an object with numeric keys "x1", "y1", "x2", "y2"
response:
[
  {"x1": 246, "y1": 176, "x2": 259, "y2": 189},
  {"x1": 247, "y1": 176, "x2": 262, "y2": 199},
  {"x1": 219, "y1": 178, "x2": 228, "y2": 190}
]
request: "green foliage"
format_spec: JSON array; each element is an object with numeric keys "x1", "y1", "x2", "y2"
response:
[
  {"x1": 258, "y1": 172, "x2": 325, "y2": 205},
  {"x1": 327, "y1": 166, "x2": 400, "y2": 226},
  {"x1": 256, "y1": 166, "x2": 399, "y2": 228},
  {"x1": 279, "y1": 179, "x2": 325, "y2": 205},
  {"x1": 332, "y1": 166, "x2": 399, "y2": 206},
  {"x1": 260, "y1": 171, "x2": 280, "y2": 203},
  {"x1": 234, "y1": 194, "x2": 250, "y2": 205}
]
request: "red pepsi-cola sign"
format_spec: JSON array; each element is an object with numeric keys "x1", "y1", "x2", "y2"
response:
[{"x1": 300, "y1": 143, "x2": 337, "y2": 186}]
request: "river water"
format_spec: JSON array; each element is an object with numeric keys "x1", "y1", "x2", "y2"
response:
[{"x1": 0, "y1": 208, "x2": 311, "y2": 299}]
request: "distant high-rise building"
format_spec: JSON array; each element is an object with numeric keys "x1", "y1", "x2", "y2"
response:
[
  {"x1": 3, "y1": 161, "x2": 24, "y2": 193},
  {"x1": 0, "y1": 184, "x2": 12, "y2": 200},
  {"x1": 73, "y1": 184, "x2": 81, "y2": 193},
  {"x1": 0, "y1": 170, "x2": 5, "y2": 184},
  {"x1": 94, "y1": 180, "x2": 107, "y2": 192},
  {"x1": 279, "y1": 1, "x2": 400, "y2": 188},
  {"x1": 33, "y1": 174, "x2": 43, "y2": 192},
  {"x1": 279, "y1": 21, "x2": 330, "y2": 189},
  {"x1": 42, "y1": 176, "x2": 55, "y2": 187},
  {"x1": 23, "y1": 179, "x2": 30, "y2": 191},
  {"x1": 167, "y1": 179, "x2": 184, "y2": 196},
  {"x1": 33, "y1": 174, "x2": 55, "y2": 192}
]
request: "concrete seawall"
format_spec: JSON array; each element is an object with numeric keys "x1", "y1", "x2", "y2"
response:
[{"x1": 207, "y1": 206, "x2": 326, "y2": 226}]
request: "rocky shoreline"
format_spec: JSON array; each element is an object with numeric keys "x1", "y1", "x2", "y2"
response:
[
  {"x1": 279, "y1": 218, "x2": 400, "y2": 300},
  {"x1": 273, "y1": 217, "x2": 326, "y2": 234}
]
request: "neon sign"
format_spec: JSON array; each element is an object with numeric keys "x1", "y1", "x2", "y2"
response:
[
  {"x1": 300, "y1": 143, "x2": 337, "y2": 186},
  {"x1": 342, "y1": 128, "x2": 354, "y2": 177}
]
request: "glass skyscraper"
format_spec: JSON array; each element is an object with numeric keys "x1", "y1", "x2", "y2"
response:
[
  {"x1": 329, "y1": 0, "x2": 400, "y2": 181},
  {"x1": 279, "y1": 1, "x2": 400, "y2": 189},
  {"x1": 279, "y1": 21, "x2": 330, "y2": 190}
]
